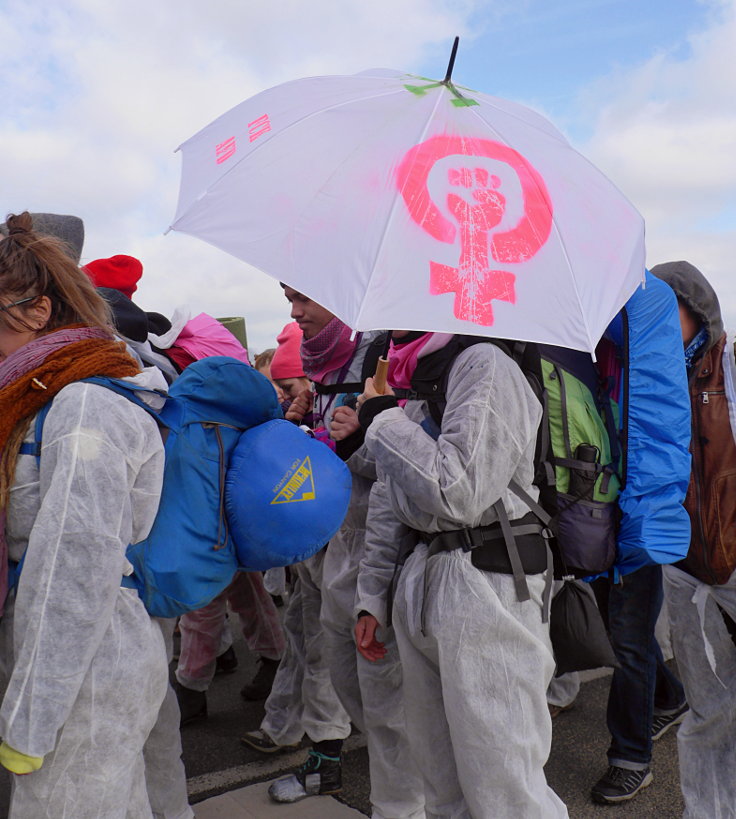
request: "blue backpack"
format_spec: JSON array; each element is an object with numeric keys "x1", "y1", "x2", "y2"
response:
[{"x1": 12, "y1": 356, "x2": 352, "y2": 618}]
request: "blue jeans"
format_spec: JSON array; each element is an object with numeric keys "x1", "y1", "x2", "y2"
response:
[{"x1": 606, "y1": 564, "x2": 686, "y2": 769}]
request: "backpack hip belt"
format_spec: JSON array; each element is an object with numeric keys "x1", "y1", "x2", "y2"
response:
[
  {"x1": 427, "y1": 512, "x2": 549, "y2": 575},
  {"x1": 417, "y1": 503, "x2": 554, "y2": 635}
]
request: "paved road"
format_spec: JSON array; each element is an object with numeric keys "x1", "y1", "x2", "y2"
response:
[
  {"x1": 182, "y1": 636, "x2": 685, "y2": 818},
  {"x1": 0, "y1": 631, "x2": 685, "y2": 818}
]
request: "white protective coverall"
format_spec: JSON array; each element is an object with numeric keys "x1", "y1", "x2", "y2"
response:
[
  {"x1": 262, "y1": 549, "x2": 351, "y2": 745},
  {"x1": 145, "y1": 618, "x2": 194, "y2": 819},
  {"x1": 320, "y1": 337, "x2": 425, "y2": 819},
  {"x1": 0, "y1": 376, "x2": 170, "y2": 818},
  {"x1": 258, "y1": 347, "x2": 364, "y2": 746},
  {"x1": 357, "y1": 343, "x2": 568, "y2": 819},
  {"x1": 664, "y1": 564, "x2": 736, "y2": 817}
]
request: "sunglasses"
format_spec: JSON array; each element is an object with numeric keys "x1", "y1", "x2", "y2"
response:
[{"x1": 0, "y1": 296, "x2": 36, "y2": 316}]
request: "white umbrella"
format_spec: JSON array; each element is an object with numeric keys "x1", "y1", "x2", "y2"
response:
[{"x1": 170, "y1": 40, "x2": 644, "y2": 354}]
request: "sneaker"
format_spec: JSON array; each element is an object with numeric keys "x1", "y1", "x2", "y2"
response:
[
  {"x1": 240, "y1": 729, "x2": 302, "y2": 755},
  {"x1": 240, "y1": 656, "x2": 280, "y2": 701},
  {"x1": 174, "y1": 683, "x2": 207, "y2": 727},
  {"x1": 591, "y1": 765, "x2": 653, "y2": 804},
  {"x1": 268, "y1": 750, "x2": 342, "y2": 803},
  {"x1": 652, "y1": 702, "x2": 689, "y2": 741},
  {"x1": 215, "y1": 646, "x2": 238, "y2": 675}
]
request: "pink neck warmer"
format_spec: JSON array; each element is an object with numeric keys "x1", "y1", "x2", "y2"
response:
[
  {"x1": 300, "y1": 317, "x2": 359, "y2": 384},
  {"x1": 388, "y1": 332, "x2": 455, "y2": 390}
]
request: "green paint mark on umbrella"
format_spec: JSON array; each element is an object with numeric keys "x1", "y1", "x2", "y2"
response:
[
  {"x1": 451, "y1": 96, "x2": 479, "y2": 107},
  {"x1": 403, "y1": 81, "x2": 478, "y2": 106},
  {"x1": 404, "y1": 82, "x2": 443, "y2": 96}
]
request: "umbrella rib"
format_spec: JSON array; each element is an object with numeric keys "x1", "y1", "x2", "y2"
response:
[
  {"x1": 353, "y1": 86, "x2": 449, "y2": 331},
  {"x1": 465, "y1": 103, "x2": 596, "y2": 352}
]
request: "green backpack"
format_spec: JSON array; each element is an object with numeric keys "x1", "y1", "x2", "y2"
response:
[
  {"x1": 539, "y1": 350, "x2": 620, "y2": 576},
  {"x1": 407, "y1": 337, "x2": 621, "y2": 578}
]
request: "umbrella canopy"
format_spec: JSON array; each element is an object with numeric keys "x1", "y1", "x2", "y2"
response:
[{"x1": 170, "y1": 57, "x2": 645, "y2": 354}]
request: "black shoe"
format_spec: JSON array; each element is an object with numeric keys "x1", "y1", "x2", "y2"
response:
[
  {"x1": 591, "y1": 765, "x2": 653, "y2": 804},
  {"x1": 215, "y1": 646, "x2": 238, "y2": 675},
  {"x1": 240, "y1": 657, "x2": 280, "y2": 701},
  {"x1": 175, "y1": 683, "x2": 207, "y2": 726},
  {"x1": 268, "y1": 750, "x2": 342, "y2": 802},
  {"x1": 652, "y1": 701, "x2": 688, "y2": 740},
  {"x1": 240, "y1": 729, "x2": 303, "y2": 754}
]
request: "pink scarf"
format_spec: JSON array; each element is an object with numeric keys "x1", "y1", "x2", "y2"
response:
[
  {"x1": 0, "y1": 326, "x2": 110, "y2": 389},
  {"x1": 0, "y1": 325, "x2": 110, "y2": 614},
  {"x1": 388, "y1": 332, "x2": 455, "y2": 390},
  {"x1": 300, "y1": 317, "x2": 359, "y2": 384}
]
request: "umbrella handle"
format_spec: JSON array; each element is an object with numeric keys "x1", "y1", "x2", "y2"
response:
[{"x1": 373, "y1": 357, "x2": 389, "y2": 394}]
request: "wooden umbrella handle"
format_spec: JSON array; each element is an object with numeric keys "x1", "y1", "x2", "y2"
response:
[{"x1": 373, "y1": 357, "x2": 389, "y2": 394}]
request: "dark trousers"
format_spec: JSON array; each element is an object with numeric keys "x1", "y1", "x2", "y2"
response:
[{"x1": 602, "y1": 565, "x2": 686, "y2": 768}]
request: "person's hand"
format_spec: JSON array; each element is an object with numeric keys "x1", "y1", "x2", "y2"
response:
[
  {"x1": 354, "y1": 614, "x2": 386, "y2": 662},
  {"x1": 285, "y1": 387, "x2": 313, "y2": 422},
  {"x1": 0, "y1": 742, "x2": 43, "y2": 775},
  {"x1": 357, "y1": 377, "x2": 395, "y2": 408},
  {"x1": 330, "y1": 406, "x2": 360, "y2": 441}
]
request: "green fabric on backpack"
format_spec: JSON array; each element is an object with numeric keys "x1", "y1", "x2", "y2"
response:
[{"x1": 541, "y1": 357, "x2": 620, "y2": 503}]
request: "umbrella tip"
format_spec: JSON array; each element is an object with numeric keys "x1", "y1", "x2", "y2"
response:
[{"x1": 443, "y1": 36, "x2": 460, "y2": 84}]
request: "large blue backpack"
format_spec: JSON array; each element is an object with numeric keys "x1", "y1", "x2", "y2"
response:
[{"x1": 13, "y1": 356, "x2": 352, "y2": 618}]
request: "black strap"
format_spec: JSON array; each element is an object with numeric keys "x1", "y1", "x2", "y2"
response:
[
  {"x1": 312, "y1": 332, "x2": 387, "y2": 395},
  {"x1": 494, "y1": 499, "x2": 531, "y2": 602}
]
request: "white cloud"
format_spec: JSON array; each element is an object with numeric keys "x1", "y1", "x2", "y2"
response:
[
  {"x1": 580, "y1": 0, "x2": 736, "y2": 326},
  {"x1": 1, "y1": 0, "x2": 478, "y2": 352},
  {"x1": 2, "y1": 0, "x2": 734, "y2": 349}
]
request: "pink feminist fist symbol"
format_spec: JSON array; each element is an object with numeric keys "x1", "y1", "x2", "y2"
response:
[{"x1": 397, "y1": 135, "x2": 553, "y2": 326}]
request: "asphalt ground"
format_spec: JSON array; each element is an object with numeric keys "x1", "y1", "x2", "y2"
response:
[
  {"x1": 181, "y1": 630, "x2": 685, "y2": 818},
  {"x1": 0, "y1": 623, "x2": 685, "y2": 818}
]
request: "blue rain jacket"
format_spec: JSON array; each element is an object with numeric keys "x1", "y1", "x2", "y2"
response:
[{"x1": 606, "y1": 271, "x2": 692, "y2": 575}]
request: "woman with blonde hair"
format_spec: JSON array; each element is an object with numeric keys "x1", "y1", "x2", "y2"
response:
[{"x1": 0, "y1": 212, "x2": 169, "y2": 817}]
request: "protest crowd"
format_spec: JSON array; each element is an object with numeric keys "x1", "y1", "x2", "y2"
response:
[{"x1": 0, "y1": 208, "x2": 734, "y2": 819}]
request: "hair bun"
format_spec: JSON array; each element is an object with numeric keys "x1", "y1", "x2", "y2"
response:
[{"x1": 4, "y1": 212, "x2": 34, "y2": 237}]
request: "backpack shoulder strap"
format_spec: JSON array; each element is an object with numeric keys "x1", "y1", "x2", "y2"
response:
[
  {"x1": 12, "y1": 376, "x2": 166, "y2": 594},
  {"x1": 19, "y1": 377, "x2": 165, "y2": 464},
  {"x1": 313, "y1": 332, "x2": 388, "y2": 395}
]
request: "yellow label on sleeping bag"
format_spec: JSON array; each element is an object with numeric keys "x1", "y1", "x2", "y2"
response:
[{"x1": 271, "y1": 456, "x2": 316, "y2": 504}]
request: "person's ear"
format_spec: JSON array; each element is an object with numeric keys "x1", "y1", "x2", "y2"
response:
[{"x1": 28, "y1": 295, "x2": 52, "y2": 330}]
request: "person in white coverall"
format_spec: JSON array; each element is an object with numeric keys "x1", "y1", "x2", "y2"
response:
[
  {"x1": 0, "y1": 212, "x2": 170, "y2": 818},
  {"x1": 355, "y1": 333, "x2": 568, "y2": 819},
  {"x1": 264, "y1": 295, "x2": 424, "y2": 817},
  {"x1": 242, "y1": 289, "x2": 351, "y2": 793}
]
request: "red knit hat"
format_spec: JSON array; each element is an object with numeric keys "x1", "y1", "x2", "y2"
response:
[
  {"x1": 270, "y1": 322, "x2": 305, "y2": 379},
  {"x1": 84, "y1": 255, "x2": 143, "y2": 299}
]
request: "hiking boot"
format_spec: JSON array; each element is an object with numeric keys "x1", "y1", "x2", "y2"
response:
[
  {"x1": 652, "y1": 701, "x2": 689, "y2": 741},
  {"x1": 240, "y1": 656, "x2": 280, "y2": 700},
  {"x1": 215, "y1": 646, "x2": 238, "y2": 675},
  {"x1": 268, "y1": 750, "x2": 342, "y2": 803},
  {"x1": 591, "y1": 765, "x2": 653, "y2": 804},
  {"x1": 174, "y1": 683, "x2": 207, "y2": 727},
  {"x1": 240, "y1": 729, "x2": 302, "y2": 755}
]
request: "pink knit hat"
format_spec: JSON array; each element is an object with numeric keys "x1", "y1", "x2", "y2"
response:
[{"x1": 270, "y1": 322, "x2": 305, "y2": 379}]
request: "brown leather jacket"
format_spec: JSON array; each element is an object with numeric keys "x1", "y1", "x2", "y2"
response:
[{"x1": 681, "y1": 333, "x2": 736, "y2": 584}]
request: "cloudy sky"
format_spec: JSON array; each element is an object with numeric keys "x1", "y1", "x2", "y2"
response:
[{"x1": 1, "y1": 0, "x2": 734, "y2": 352}]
